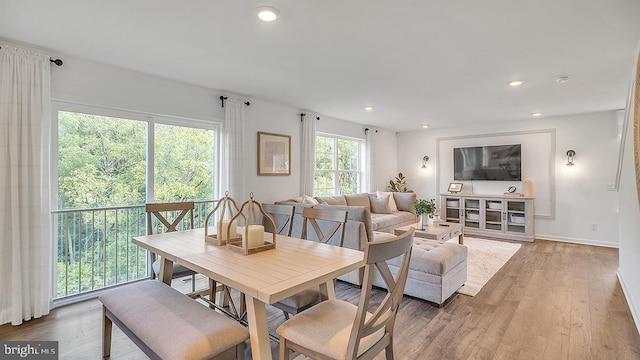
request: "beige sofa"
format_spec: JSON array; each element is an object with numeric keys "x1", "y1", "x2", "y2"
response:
[{"x1": 272, "y1": 192, "x2": 467, "y2": 305}]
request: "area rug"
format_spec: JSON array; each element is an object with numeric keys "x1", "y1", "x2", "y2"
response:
[{"x1": 452, "y1": 236, "x2": 521, "y2": 296}]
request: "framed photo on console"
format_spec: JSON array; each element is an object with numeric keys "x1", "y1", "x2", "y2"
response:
[
  {"x1": 258, "y1": 131, "x2": 291, "y2": 176},
  {"x1": 448, "y1": 182, "x2": 463, "y2": 193}
]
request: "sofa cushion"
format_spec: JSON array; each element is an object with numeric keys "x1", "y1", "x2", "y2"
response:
[
  {"x1": 344, "y1": 193, "x2": 371, "y2": 211},
  {"x1": 377, "y1": 191, "x2": 399, "y2": 212},
  {"x1": 370, "y1": 212, "x2": 415, "y2": 230},
  {"x1": 368, "y1": 193, "x2": 392, "y2": 214},
  {"x1": 315, "y1": 196, "x2": 348, "y2": 206},
  {"x1": 393, "y1": 192, "x2": 417, "y2": 213}
]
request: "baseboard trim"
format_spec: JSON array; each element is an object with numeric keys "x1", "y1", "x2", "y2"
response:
[
  {"x1": 617, "y1": 269, "x2": 640, "y2": 336},
  {"x1": 534, "y1": 234, "x2": 618, "y2": 248}
]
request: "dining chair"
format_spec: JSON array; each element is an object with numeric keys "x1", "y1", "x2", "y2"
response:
[
  {"x1": 261, "y1": 203, "x2": 295, "y2": 236},
  {"x1": 272, "y1": 207, "x2": 348, "y2": 319},
  {"x1": 146, "y1": 202, "x2": 224, "y2": 304},
  {"x1": 277, "y1": 228, "x2": 415, "y2": 360},
  {"x1": 300, "y1": 207, "x2": 348, "y2": 246}
]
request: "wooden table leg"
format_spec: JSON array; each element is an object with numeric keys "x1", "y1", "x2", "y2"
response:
[
  {"x1": 158, "y1": 258, "x2": 173, "y2": 285},
  {"x1": 245, "y1": 295, "x2": 272, "y2": 360},
  {"x1": 319, "y1": 279, "x2": 337, "y2": 301},
  {"x1": 459, "y1": 233, "x2": 464, "y2": 245}
]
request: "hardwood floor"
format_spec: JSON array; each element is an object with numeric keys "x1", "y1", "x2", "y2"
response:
[{"x1": 1, "y1": 240, "x2": 638, "y2": 359}]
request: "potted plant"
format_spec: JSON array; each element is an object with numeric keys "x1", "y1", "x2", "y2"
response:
[
  {"x1": 388, "y1": 172, "x2": 411, "y2": 192},
  {"x1": 414, "y1": 198, "x2": 436, "y2": 230}
]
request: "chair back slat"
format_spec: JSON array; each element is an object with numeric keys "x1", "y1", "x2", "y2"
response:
[
  {"x1": 261, "y1": 203, "x2": 295, "y2": 236},
  {"x1": 300, "y1": 207, "x2": 348, "y2": 246},
  {"x1": 146, "y1": 202, "x2": 195, "y2": 235},
  {"x1": 346, "y1": 228, "x2": 414, "y2": 359}
]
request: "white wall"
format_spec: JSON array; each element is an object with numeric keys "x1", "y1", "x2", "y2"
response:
[
  {"x1": 618, "y1": 81, "x2": 640, "y2": 333},
  {"x1": 397, "y1": 111, "x2": 621, "y2": 247}
]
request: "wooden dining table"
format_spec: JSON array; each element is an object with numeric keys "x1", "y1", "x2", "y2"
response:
[{"x1": 132, "y1": 228, "x2": 365, "y2": 360}]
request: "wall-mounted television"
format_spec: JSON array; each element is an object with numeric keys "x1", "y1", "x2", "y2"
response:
[{"x1": 453, "y1": 144, "x2": 521, "y2": 181}]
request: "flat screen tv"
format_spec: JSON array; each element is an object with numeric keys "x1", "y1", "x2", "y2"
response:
[{"x1": 453, "y1": 144, "x2": 521, "y2": 181}]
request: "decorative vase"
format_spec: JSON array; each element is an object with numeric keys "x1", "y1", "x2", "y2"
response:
[
  {"x1": 418, "y1": 214, "x2": 426, "y2": 231},
  {"x1": 428, "y1": 215, "x2": 435, "y2": 226}
]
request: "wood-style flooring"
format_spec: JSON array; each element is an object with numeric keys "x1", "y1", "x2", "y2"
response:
[{"x1": 1, "y1": 240, "x2": 638, "y2": 359}]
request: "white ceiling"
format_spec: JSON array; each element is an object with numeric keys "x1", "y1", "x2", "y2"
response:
[{"x1": 1, "y1": 0, "x2": 640, "y2": 132}]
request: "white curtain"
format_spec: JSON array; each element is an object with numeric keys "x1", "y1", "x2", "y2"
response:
[
  {"x1": 221, "y1": 97, "x2": 246, "y2": 199},
  {"x1": 300, "y1": 114, "x2": 317, "y2": 195},
  {"x1": 0, "y1": 45, "x2": 52, "y2": 325},
  {"x1": 365, "y1": 128, "x2": 376, "y2": 192}
]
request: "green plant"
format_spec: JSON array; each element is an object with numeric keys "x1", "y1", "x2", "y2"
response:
[
  {"x1": 414, "y1": 198, "x2": 436, "y2": 216},
  {"x1": 388, "y1": 172, "x2": 410, "y2": 192}
]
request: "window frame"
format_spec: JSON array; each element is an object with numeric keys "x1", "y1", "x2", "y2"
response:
[
  {"x1": 314, "y1": 132, "x2": 365, "y2": 196},
  {"x1": 51, "y1": 101, "x2": 222, "y2": 207}
]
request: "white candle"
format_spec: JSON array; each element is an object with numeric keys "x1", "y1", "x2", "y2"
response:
[
  {"x1": 244, "y1": 225, "x2": 264, "y2": 249},
  {"x1": 217, "y1": 220, "x2": 237, "y2": 241}
]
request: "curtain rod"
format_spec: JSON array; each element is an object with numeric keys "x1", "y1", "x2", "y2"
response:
[
  {"x1": 219, "y1": 96, "x2": 250, "y2": 107},
  {"x1": 300, "y1": 113, "x2": 320, "y2": 122},
  {"x1": 0, "y1": 46, "x2": 63, "y2": 66}
]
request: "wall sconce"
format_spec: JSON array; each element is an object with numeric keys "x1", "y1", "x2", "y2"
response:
[
  {"x1": 421, "y1": 155, "x2": 430, "y2": 168},
  {"x1": 566, "y1": 150, "x2": 575, "y2": 166}
]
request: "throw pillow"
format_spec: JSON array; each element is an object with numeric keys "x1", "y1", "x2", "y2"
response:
[
  {"x1": 301, "y1": 194, "x2": 319, "y2": 205},
  {"x1": 369, "y1": 193, "x2": 392, "y2": 214},
  {"x1": 376, "y1": 191, "x2": 399, "y2": 212},
  {"x1": 393, "y1": 192, "x2": 417, "y2": 213}
]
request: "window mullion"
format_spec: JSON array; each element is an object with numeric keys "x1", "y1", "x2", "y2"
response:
[
  {"x1": 333, "y1": 137, "x2": 339, "y2": 195},
  {"x1": 147, "y1": 116, "x2": 154, "y2": 203}
]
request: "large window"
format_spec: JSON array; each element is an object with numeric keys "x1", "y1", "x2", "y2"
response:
[
  {"x1": 52, "y1": 103, "x2": 219, "y2": 299},
  {"x1": 56, "y1": 108, "x2": 217, "y2": 208},
  {"x1": 314, "y1": 134, "x2": 364, "y2": 196}
]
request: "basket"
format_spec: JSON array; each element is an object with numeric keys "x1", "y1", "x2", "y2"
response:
[
  {"x1": 509, "y1": 213, "x2": 525, "y2": 224},
  {"x1": 466, "y1": 212, "x2": 480, "y2": 221},
  {"x1": 487, "y1": 202, "x2": 502, "y2": 210}
]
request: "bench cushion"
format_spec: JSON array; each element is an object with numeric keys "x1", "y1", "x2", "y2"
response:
[{"x1": 99, "y1": 280, "x2": 248, "y2": 360}]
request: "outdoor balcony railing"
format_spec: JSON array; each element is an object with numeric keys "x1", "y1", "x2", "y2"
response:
[{"x1": 52, "y1": 200, "x2": 216, "y2": 301}]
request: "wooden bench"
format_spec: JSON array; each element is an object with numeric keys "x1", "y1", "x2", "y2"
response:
[{"x1": 99, "y1": 280, "x2": 248, "y2": 359}]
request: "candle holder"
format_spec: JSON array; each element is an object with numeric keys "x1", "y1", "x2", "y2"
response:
[
  {"x1": 227, "y1": 193, "x2": 277, "y2": 255},
  {"x1": 204, "y1": 191, "x2": 240, "y2": 245}
]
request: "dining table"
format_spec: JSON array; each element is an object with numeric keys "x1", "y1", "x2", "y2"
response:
[{"x1": 132, "y1": 228, "x2": 365, "y2": 360}]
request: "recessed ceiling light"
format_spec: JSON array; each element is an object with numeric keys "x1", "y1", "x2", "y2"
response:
[
  {"x1": 556, "y1": 75, "x2": 570, "y2": 83},
  {"x1": 421, "y1": 124, "x2": 430, "y2": 129},
  {"x1": 363, "y1": 106, "x2": 374, "y2": 111},
  {"x1": 257, "y1": 6, "x2": 279, "y2": 22},
  {"x1": 531, "y1": 112, "x2": 542, "y2": 117},
  {"x1": 508, "y1": 80, "x2": 524, "y2": 87}
]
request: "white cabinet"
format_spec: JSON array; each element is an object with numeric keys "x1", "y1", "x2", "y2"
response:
[{"x1": 440, "y1": 193, "x2": 534, "y2": 242}]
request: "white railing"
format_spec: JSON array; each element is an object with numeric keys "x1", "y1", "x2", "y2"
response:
[{"x1": 52, "y1": 200, "x2": 216, "y2": 300}]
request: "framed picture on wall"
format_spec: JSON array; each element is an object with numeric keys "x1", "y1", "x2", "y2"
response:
[
  {"x1": 448, "y1": 182, "x2": 463, "y2": 193},
  {"x1": 258, "y1": 131, "x2": 291, "y2": 176}
]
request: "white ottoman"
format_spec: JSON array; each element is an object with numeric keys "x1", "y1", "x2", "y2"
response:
[{"x1": 375, "y1": 237, "x2": 468, "y2": 305}]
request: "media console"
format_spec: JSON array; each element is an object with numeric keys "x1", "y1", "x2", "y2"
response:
[{"x1": 440, "y1": 193, "x2": 534, "y2": 242}]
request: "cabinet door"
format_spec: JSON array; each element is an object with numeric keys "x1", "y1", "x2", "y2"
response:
[
  {"x1": 441, "y1": 196, "x2": 461, "y2": 223},
  {"x1": 463, "y1": 198, "x2": 481, "y2": 229},
  {"x1": 505, "y1": 199, "x2": 532, "y2": 236},
  {"x1": 484, "y1": 199, "x2": 504, "y2": 231}
]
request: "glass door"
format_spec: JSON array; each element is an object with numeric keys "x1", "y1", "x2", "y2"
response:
[
  {"x1": 464, "y1": 198, "x2": 481, "y2": 228},
  {"x1": 506, "y1": 200, "x2": 527, "y2": 234},
  {"x1": 443, "y1": 196, "x2": 461, "y2": 223},
  {"x1": 484, "y1": 199, "x2": 504, "y2": 231}
]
